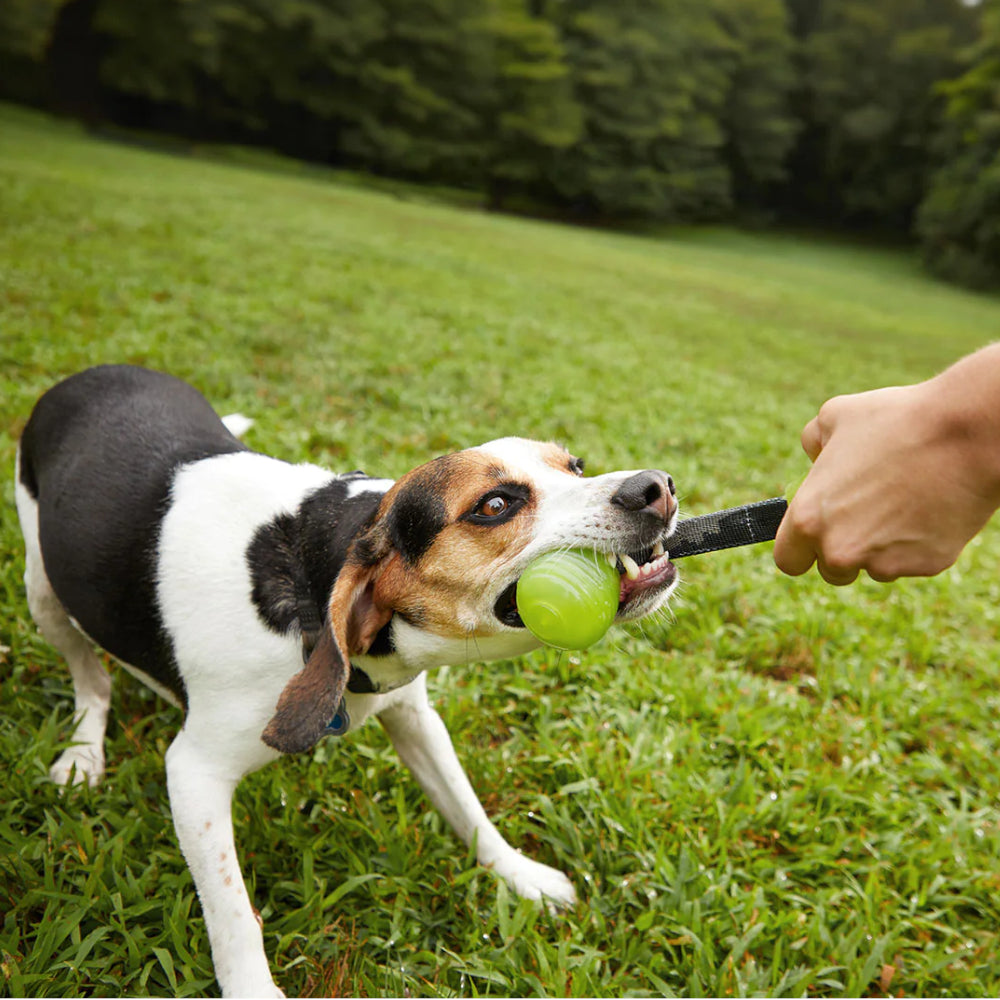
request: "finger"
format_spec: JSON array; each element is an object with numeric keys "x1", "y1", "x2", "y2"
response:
[
  {"x1": 801, "y1": 416, "x2": 823, "y2": 462},
  {"x1": 773, "y1": 519, "x2": 818, "y2": 577},
  {"x1": 816, "y1": 557, "x2": 860, "y2": 586},
  {"x1": 866, "y1": 567, "x2": 899, "y2": 584}
]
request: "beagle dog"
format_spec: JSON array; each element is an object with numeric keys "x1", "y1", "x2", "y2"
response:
[{"x1": 15, "y1": 365, "x2": 679, "y2": 998}]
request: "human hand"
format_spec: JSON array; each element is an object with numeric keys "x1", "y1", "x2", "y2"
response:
[{"x1": 774, "y1": 371, "x2": 1000, "y2": 585}]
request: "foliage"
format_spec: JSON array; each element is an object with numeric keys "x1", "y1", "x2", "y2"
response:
[
  {"x1": 917, "y1": 4, "x2": 1000, "y2": 289},
  {"x1": 0, "y1": 0, "x2": 801, "y2": 222},
  {"x1": 0, "y1": 0, "x2": 66, "y2": 59},
  {"x1": 4, "y1": 104, "x2": 1000, "y2": 998},
  {"x1": 4, "y1": 0, "x2": 990, "y2": 247},
  {"x1": 714, "y1": 0, "x2": 799, "y2": 209},
  {"x1": 541, "y1": 0, "x2": 730, "y2": 220},
  {"x1": 0, "y1": 0, "x2": 68, "y2": 104},
  {"x1": 3, "y1": 0, "x2": 995, "y2": 258},
  {"x1": 476, "y1": 0, "x2": 583, "y2": 206},
  {"x1": 787, "y1": 0, "x2": 977, "y2": 229}
]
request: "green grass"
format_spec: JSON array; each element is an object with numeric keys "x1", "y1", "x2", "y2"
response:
[{"x1": 3, "y1": 101, "x2": 1000, "y2": 997}]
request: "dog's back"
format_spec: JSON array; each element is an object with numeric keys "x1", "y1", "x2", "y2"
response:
[{"x1": 18, "y1": 365, "x2": 247, "y2": 692}]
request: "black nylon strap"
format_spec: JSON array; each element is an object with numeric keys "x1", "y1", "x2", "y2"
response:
[{"x1": 668, "y1": 497, "x2": 788, "y2": 559}]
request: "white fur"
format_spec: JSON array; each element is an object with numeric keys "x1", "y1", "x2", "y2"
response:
[
  {"x1": 346, "y1": 477, "x2": 394, "y2": 497},
  {"x1": 20, "y1": 433, "x2": 678, "y2": 998},
  {"x1": 157, "y1": 452, "x2": 335, "y2": 774},
  {"x1": 220, "y1": 412, "x2": 254, "y2": 439},
  {"x1": 379, "y1": 674, "x2": 576, "y2": 905}
]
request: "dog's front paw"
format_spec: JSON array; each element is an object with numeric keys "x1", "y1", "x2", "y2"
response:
[
  {"x1": 50, "y1": 745, "x2": 105, "y2": 787},
  {"x1": 492, "y1": 854, "x2": 577, "y2": 908},
  {"x1": 220, "y1": 971, "x2": 285, "y2": 999},
  {"x1": 224, "y1": 984, "x2": 284, "y2": 999}
]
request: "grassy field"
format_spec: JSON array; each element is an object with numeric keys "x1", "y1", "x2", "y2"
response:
[{"x1": 3, "y1": 101, "x2": 1000, "y2": 998}]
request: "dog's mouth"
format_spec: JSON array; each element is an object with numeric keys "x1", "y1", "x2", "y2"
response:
[
  {"x1": 614, "y1": 538, "x2": 677, "y2": 609},
  {"x1": 493, "y1": 539, "x2": 677, "y2": 629}
]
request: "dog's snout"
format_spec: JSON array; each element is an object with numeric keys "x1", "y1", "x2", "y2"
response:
[{"x1": 611, "y1": 470, "x2": 677, "y2": 522}]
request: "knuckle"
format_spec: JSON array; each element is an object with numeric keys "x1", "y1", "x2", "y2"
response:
[
  {"x1": 815, "y1": 396, "x2": 841, "y2": 426},
  {"x1": 789, "y1": 501, "x2": 824, "y2": 541}
]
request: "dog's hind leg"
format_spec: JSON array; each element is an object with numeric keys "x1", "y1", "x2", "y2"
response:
[
  {"x1": 15, "y1": 470, "x2": 112, "y2": 787},
  {"x1": 378, "y1": 675, "x2": 577, "y2": 907}
]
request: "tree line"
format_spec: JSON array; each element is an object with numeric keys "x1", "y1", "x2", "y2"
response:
[{"x1": 3, "y1": 0, "x2": 998, "y2": 288}]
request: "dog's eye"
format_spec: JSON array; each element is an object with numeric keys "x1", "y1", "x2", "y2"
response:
[
  {"x1": 476, "y1": 495, "x2": 509, "y2": 518},
  {"x1": 463, "y1": 484, "x2": 530, "y2": 525},
  {"x1": 569, "y1": 456, "x2": 585, "y2": 477}
]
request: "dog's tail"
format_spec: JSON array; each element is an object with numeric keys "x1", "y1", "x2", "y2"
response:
[{"x1": 221, "y1": 413, "x2": 254, "y2": 440}]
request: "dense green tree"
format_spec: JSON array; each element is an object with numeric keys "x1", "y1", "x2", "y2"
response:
[
  {"x1": 330, "y1": 0, "x2": 483, "y2": 178},
  {"x1": 544, "y1": 0, "x2": 733, "y2": 221},
  {"x1": 536, "y1": 0, "x2": 797, "y2": 222},
  {"x1": 87, "y1": 1, "x2": 385, "y2": 157},
  {"x1": 2, "y1": 0, "x2": 995, "y2": 292},
  {"x1": 714, "y1": 0, "x2": 799, "y2": 209},
  {"x1": 92, "y1": 0, "x2": 206, "y2": 110},
  {"x1": 475, "y1": 0, "x2": 582, "y2": 208},
  {"x1": 76, "y1": 0, "x2": 581, "y2": 189},
  {"x1": 0, "y1": 0, "x2": 70, "y2": 105},
  {"x1": 783, "y1": 0, "x2": 978, "y2": 228},
  {"x1": 0, "y1": 0, "x2": 65, "y2": 61},
  {"x1": 783, "y1": 0, "x2": 824, "y2": 37},
  {"x1": 917, "y1": 4, "x2": 1000, "y2": 288}
]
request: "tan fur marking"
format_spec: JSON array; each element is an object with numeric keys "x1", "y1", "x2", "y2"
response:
[
  {"x1": 371, "y1": 450, "x2": 537, "y2": 639},
  {"x1": 539, "y1": 442, "x2": 578, "y2": 475}
]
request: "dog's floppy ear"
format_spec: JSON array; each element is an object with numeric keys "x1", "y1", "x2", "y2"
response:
[
  {"x1": 261, "y1": 529, "x2": 393, "y2": 755},
  {"x1": 261, "y1": 624, "x2": 347, "y2": 754}
]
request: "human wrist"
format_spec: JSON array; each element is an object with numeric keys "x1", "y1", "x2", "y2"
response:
[{"x1": 921, "y1": 345, "x2": 1000, "y2": 507}]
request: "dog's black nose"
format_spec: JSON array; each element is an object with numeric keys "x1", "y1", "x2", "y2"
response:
[{"x1": 611, "y1": 470, "x2": 677, "y2": 522}]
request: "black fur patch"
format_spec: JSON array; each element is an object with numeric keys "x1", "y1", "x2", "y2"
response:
[
  {"x1": 247, "y1": 513, "x2": 302, "y2": 635},
  {"x1": 19, "y1": 365, "x2": 250, "y2": 705},
  {"x1": 385, "y1": 455, "x2": 455, "y2": 564},
  {"x1": 347, "y1": 666, "x2": 379, "y2": 693},
  {"x1": 247, "y1": 478, "x2": 394, "y2": 655},
  {"x1": 366, "y1": 621, "x2": 395, "y2": 657},
  {"x1": 297, "y1": 479, "x2": 384, "y2": 613}
]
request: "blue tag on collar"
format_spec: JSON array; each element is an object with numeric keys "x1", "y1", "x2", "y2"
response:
[{"x1": 325, "y1": 699, "x2": 351, "y2": 737}]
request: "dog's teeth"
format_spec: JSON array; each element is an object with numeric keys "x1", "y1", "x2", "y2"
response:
[
  {"x1": 606, "y1": 551, "x2": 618, "y2": 568},
  {"x1": 621, "y1": 553, "x2": 640, "y2": 580},
  {"x1": 652, "y1": 539, "x2": 664, "y2": 557}
]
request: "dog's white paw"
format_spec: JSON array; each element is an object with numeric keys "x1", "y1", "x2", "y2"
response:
[
  {"x1": 218, "y1": 951, "x2": 286, "y2": 998},
  {"x1": 493, "y1": 854, "x2": 577, "y2": 908},
  {"x1": 50, "y1": 745, "x2": 105, "y2": 787},
  {"x1": 223, "y1": 983, "x2": 284, "y2": 999}
]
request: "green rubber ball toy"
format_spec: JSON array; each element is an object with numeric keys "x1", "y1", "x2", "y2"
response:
[{"x1": 516, "y1": 548, "x2": 620, "y2": 650}]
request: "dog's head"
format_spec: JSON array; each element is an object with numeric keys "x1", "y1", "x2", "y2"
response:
[{"x1": 262, "y1": 438, "x2": 679, "y2": 753}]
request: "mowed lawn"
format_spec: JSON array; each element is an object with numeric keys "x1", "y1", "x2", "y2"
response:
[{"x1": 3, "y1": 102, "x2": 1000, "y2": 998}]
